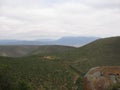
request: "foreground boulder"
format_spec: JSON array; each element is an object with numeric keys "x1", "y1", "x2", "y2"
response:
[{"x1": 84, "y1": 66, "x2": 120, "y2": 90}]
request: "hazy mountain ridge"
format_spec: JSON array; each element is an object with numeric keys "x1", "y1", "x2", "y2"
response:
[
  {"x1": 50, "y1": 36, "x2": 99, "y2": 46},
  {"x1": 0, "y1": 36, "x2": 99, "y2": 47}
]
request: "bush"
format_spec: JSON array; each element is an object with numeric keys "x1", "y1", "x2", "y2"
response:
[
  {"x1": 107, "y1": 83, "x2": 120, "y2": 90},
  {"x1": 18, "y1": 80, "x2": 32, "y2": 90},
  {"x1": 0, "y1": 64, "x2": 32, "y2": 90}
]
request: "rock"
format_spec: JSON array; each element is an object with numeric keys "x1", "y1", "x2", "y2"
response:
[{"x1": 84, "y1": 66, "x2": 120, "y2": 90}]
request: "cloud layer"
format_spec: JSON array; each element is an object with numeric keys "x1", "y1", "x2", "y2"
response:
[{"x1": 0, "y1": 0, "x2": 120, "y2": 40}]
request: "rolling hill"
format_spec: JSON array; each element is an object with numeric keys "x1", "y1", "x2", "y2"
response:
[
  {"x1": 66, "y1": 36, "x2": 120, "y2": 73},
  {"x1": 0, "y1": 36, "x2": 119, "y2": 90},
  {"x1": 0, "y1": 45, "x2": 75, "y2": 57},
  {"x1": 75, "y1": 36, "x2": 120, "y2": 66}
]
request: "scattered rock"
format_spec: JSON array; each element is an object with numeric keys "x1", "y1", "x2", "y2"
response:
[{"x1": 84, "y1": 66, "x2": 120, "y2": 90}]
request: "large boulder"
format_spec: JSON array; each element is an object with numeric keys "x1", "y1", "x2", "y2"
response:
[{"x1": 84, "y1": 66, "x2": 120, "y2": 90}]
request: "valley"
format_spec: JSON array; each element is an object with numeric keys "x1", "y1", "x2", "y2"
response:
[{"x1": 0, "y1": 36, "x2": 120, "y2": 90}]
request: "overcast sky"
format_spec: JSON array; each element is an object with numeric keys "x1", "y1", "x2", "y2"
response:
[{"x1": 0, "y1": 0, "x2": 120, "y2": 40}]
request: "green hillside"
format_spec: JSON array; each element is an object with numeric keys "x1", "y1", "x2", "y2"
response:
[
  {"x1": 0, "y1": 37, "x2": 120, "y2": 90},
  {"x1": 73, "y1": 36, "x2": 120, "y2": 66},
  {"x1": 0, "y1": 45, "x2": 75, "y2": 57}
]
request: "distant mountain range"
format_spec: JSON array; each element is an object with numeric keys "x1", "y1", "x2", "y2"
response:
[
  {"x1": 0, "y1": 36, "x2": 120, "y2": 90},
  {"x1": 0, "y1": 36, "x2": 99, "y2": 47}
]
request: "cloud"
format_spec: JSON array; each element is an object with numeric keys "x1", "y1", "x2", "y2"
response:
[{"x1": 0, "y1": 0, "x2": 120, "y2": 40}]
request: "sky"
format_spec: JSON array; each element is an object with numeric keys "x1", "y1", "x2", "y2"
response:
[{"x1": 0, "y1": 0, "x2": 120, "y2": 40}]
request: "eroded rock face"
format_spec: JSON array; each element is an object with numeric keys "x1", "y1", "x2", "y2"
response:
[{"x1": 84, "y1": 66, "x2": 120, "y2": 90}]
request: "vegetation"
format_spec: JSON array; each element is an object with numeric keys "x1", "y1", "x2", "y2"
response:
[
  {"x1": 107, "y1": 83, "x2": 120, "y2": 90},
  {"x1": 0, "y1": 64, "x2": 33, "y2": 90},
  {"x1": 0, "y1": 37, "x2": 120, "y2": 90}
]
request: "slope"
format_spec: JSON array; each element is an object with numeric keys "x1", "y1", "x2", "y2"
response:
[
  {"x1": 67, "y1": 36, "x2": 120, "y2": 73},
  {"x1": 0, "y1": 36, "x2": 120, "y2": 90},
  {"x1": 0, "y1": 45, "x2": 75, "y2": 57}
]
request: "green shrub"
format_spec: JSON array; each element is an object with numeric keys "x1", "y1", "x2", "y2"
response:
[
  {"x1": 107, "y1": 83, "x2": 120, "y2": 90},
  {"x1": 0, "y1": 64, "x2": 32, "y2": 90},
  {"x1": 18, "y1": 80, "x2": 32, "y2": 90}
]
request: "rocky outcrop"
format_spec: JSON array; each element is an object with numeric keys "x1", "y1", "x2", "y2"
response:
[{"x1": 84, "y1": 66, "x2": 120, "y2": 90}]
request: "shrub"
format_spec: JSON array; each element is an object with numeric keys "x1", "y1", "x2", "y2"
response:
[{"x1": 107, "y1": 83, "x2": 120, "y2": 90}]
